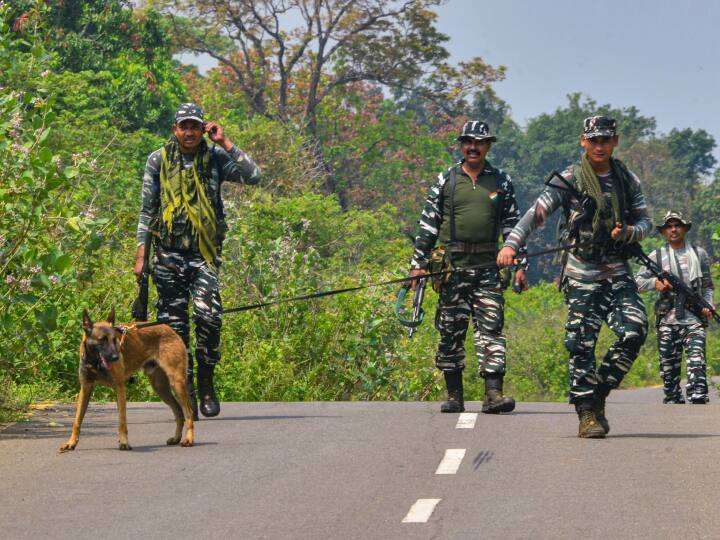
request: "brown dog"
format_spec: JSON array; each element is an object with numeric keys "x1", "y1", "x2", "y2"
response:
[{"x1": 60, "y1": 308, "x2": 194, "y2": 452}]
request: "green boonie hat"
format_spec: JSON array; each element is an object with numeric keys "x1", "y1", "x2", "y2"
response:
[
  {"x1": 457, "y1": 121, "x2": 497, "y2": 142},
  {"x1": 657, "y1": 210, "x2": 692, "y2": 232},
  {"x1": 583, "y1": 115, "x2": 616, "y2": 138}
]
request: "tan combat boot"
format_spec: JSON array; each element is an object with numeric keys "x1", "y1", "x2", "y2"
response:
[
  {"x1": 481, "y1": 374, "x2": 515, "y2": 414},
  {"x1": 577, "y1": 409, "x2": 606, "y2": 438},
  {"x1": 592, "y1": 395, "x2": 609, "y2": 434}
]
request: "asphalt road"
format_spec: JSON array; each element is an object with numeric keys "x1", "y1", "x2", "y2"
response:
[{"x1": 2, "y1": 386, "x2": 720, "y2": 540}]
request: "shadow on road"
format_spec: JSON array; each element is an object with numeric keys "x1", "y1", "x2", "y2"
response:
[
  {"x1": 473, "y1": 450, "x2": 494, "y2": 469},
  {"x1": 207, "y1": 415, "x2": 341, "y2": 422},
  {"x1": 129, "y1": 441, "x2": 219, "y2": 453},
  {"x1": 510, "y1": 410, "x2": 574, "y2": 415},
  {"x1": 612, "y1": 433, "x2": 720, "y2": 439}
]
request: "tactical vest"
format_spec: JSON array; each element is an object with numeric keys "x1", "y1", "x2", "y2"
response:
[
  {"x1": 561, "y1": 163, "x2": 637, "y2": 264},
  {"x1": 438, "y1": 164, "x2": 505, "y2": 264},
  {"x1": 654, "y1": 245, "x2": 703, "y2": 323},
  {"x1": 153, "y1": 148, "x2": 227, "y2": 254}
]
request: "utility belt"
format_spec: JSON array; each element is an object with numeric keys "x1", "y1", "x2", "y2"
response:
[
  {"x1": 428, "y1": 243, "x2": 505, "y2": 293},
  {"x1": 444, "y1": 241, "x2": 498, "y2": 254}
]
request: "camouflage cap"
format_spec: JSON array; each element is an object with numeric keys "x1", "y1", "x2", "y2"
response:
[
  {"x1": 657, "y1": 210, "x2": 692, "y2": 231},
  {"x1": 457, "y1": 121, "x2": 497, "y2": 143},
  {"x1": 583, "y1": 116, "x2": 616, "y2": 139},
  {"x1": 174, "y1": 103, "x2": 204, "y2": 124}
]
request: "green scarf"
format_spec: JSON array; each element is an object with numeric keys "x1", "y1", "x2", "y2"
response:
[
  {"x1": 576, "y1": 153, "x2": 623, "y2": 235},
  {"x1": 159, "y1": 138, "x2": 217, "y2": 269}
]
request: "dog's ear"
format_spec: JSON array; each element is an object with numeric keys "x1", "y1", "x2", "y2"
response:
[
  {"x1": 107, "y1": 306, "x2": 115, "y2": 326},
  {"x1": 82, "y1": 309, "x2": 93, "y2": 336}
]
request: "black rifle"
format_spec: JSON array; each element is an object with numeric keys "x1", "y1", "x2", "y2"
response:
[
  {"x1": 544, "y1": 170, "x2": 597, "y2": 242},
  {"x1": 395, "y1": 277, "x2": 426, "y2": 338},
  {"x1": 131, "y1": 231, "x2": 152, "y2": 321},
  {"x1": 627, "y1": 243, "x2": 719, "y2": 324}
]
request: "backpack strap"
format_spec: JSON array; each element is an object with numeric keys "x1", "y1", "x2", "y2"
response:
[
  {"x1": 447, "y1": 167, "x2": 458, "y2": 243},
  {"x1": 447, "y1": 165, "x2": 505, "y2": 254}
]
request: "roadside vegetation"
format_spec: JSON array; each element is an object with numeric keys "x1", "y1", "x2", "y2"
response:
[{"x1": 1, "y1": 1, "x2": 718, "y2": 421}]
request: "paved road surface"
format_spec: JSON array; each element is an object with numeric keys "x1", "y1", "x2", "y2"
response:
[{"x1": 2, "y1": 386, "x2": 720, "y2": 540}]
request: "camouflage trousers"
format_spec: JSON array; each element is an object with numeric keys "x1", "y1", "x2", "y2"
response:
[
  {"x1": 434, "y1": 268, "x2": 506, "y2": 376},
  {"x1": 563, "y1": 274, "x2": 648, "y2": 404},
  {"x1": 657, "y1": 322, "x2": 707, "y2": 402},
  {"x1": 152, "y1": 249, "x2": 222, "y2": 378}
]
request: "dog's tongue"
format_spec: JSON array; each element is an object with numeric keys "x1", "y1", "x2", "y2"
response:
[{"x1": 100, "y1": 356, "x2": 111, "y2": 370}]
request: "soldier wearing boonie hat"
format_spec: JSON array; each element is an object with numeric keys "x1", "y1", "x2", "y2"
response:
[
  {"x1": 636, "y1": 210, "x2": 714, "y2": 404},
  {"x1": 409, "y1": 120, "x2": 527, "y2": 416},
  {"x1": 655, "y1": 210, "x2": 692, "y2": 232},
  {"x1": 498, "y1": 114, "x2": 653, "y2": 439},
  {"x1": 134, "y1": 102, "x2": 261, "y2": 420}
]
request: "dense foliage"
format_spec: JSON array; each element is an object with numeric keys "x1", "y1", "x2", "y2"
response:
[{"x1": 1, "y1": 1, "x2": 718, "y2": 418}]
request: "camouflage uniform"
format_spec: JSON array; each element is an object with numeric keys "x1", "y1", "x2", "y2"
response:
[
  {"x1": 411, "y1": 161, "x2": 527, "y2": 377},
  {"x1": 136, "y1": 134, "x2": 260, "y2": 379},
  {"x1": 635, "y1": 240, "x2": 714, "y2": 403},
  {"x1": 504, "y1": 161, "x2": 651, "y2": 406}
]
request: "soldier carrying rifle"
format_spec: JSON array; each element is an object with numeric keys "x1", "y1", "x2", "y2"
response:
[
  {"x1": 498, "y1": 116, "x2": 652, "y2": 438},
  {"x1": 635, "y1": 211, "x2": 715, "y2": 405}
]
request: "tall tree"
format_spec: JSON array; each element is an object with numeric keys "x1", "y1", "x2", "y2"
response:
[
  {"x1": 154, "y1": 0, "x2": 504, "y2": 204},
  {"x1": 664, "y1": 128, "x2": 716, "y2": 200}
]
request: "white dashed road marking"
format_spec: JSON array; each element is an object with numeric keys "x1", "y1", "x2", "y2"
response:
[
  {"x1": 455, "y1": 412, "x2": 477, "y2": 429},
  {"x1": 402, "y1": 498, "x2": 442, "y2": 523},
  {"x1": 435, "y1": 448, "x2": 466, "y2": 475}
]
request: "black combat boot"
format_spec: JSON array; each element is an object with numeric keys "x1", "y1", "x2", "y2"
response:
[
  {"x1": 576, "y1": 401, "x2": 605, "y2": 439},
  {"x1": 197, "y1": 369, "x2": 220, "y2": 418},
  {"x1": 592, "y1": 384, "x2": 610, "y2": 434},
  {"x1": 481, "y1": 373, "x2": 515, "y2": 414},
  {"x1": 440, "y1": 370, "x2": 464, "y2": 413}
]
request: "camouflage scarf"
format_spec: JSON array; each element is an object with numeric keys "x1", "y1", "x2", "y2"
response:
[
  {"x1": 159, "y1": 138, "x2": 217, "y2": 269},
  {"x1": 576, "y1": 153, "x2": 622, "y2": 235}
]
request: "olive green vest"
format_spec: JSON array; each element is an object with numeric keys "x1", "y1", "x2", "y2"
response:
[{"x1": 438, "y1": 165, "x2": 504, "y2": 268}]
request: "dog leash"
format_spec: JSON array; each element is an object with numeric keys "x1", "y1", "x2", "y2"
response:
[
  {"x1": 116, "y1": 322, "x2": 140, "y2": 349},
  {"x1": 129, "y1": 241, "x2": 599, "y2": 329}
]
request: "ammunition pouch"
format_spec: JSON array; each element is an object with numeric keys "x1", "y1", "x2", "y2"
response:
[
  {"x1": 499, "y1": 267, "x2": 511, "y2": 289},
  {"x1": 654, "y1": 296, "x2": 672, "y2": 327},
  {"x1": 429, "y1": 246, "x2": 452, "y2": 293}
]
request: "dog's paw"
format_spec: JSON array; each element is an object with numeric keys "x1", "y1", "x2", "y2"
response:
[
  {"x1": 118, "y1": 443, "x2": 133, "y2": 451},
  {"x1": 59, "y1": 443, "x2": 76, "y2": 453},
  {"x1": 166, "y1": 436, "x2": 181, "y2": 446},
  {"x1": 180, "y1": 438, "x2": 193, "y2": 447}
]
